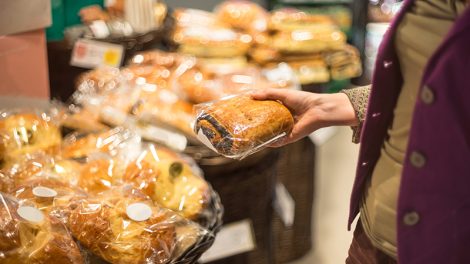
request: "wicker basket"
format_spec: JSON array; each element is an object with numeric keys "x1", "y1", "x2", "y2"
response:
[
  {"x1": 272, "y1": 138, "x2": 315, "y2": 263},
  {"x1": 200, "y1": 149, "x2": 279, "y2": 264}
]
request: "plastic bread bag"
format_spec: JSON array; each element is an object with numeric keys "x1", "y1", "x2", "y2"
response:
[
  {"x1": 61, "y1": 127, "x2": 141, "y2": 160},
  {"x1": 0, "y1": 153, "x2": 82, "y2": 193},
  {"x1": 0, "y1": 110, "x2": 62, "y2": 169},
  {"x1": 173, "y1": 26, "x2": 252, "y2": 58},
  {"x1": 271, "y1": 25, "x2": 346, "y2": 54},
  {"x1": 99, "y1": 106, "x2": 188, "y2": 151},
  {"x1": 0, "y1": 192, "x2": 84, "y2": 263},
  {"x1": 75, "y1": 66, "x2": 132, "y2": 94},
  {"x1": 269, "y1": 8, "x2": 336, "y2": 31},
  {"x1": 214, "y1": 0, "x2": 269, "y2": 33},
  {"x1": 272, "y1": 59, "x2": 330, "y2": 84},
  {"x1": 323, "y1": 44, "x2": 363, "y2": 80},
  {"x1": 65, "y1": 185, "x2": 212, "y2": 264},
  {"x1": 194, "y1": 93, "x2": 294, "y2": 159},
  {"x1": 173, "y1": 8, "x2": 224, "y2": 29},
  {"x1": 121, "y1": 144, "x2": 213, "y2": 222}
]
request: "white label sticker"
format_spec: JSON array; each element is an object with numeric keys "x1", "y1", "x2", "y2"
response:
[
  {"x1": 17, "y1": 206, "x2": 44, "y2": 223},
  {"x1": 126, "y1": 203, "x2": 152, "y2": 222},
  {"x1": 200, "y1": 219, "x2": 256, "y2": 262},
  {"x1": 273, "y1": 183, "x2": 295, "y2": 228},
  {"x1": 32, "y1": 186, "x2": 58, "y2": 198},
  {"x1": 70, "y1": 39, "x2": 124, "y2": 69}
]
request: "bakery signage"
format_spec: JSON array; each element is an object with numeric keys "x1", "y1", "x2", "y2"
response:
[{"x1": 70, "y1": 38, "x2": 124, "y2": 69}]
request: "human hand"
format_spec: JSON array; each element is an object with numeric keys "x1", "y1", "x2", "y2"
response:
[{"x1": 251, "y1": 89, "x2": 358, "y2": 147}]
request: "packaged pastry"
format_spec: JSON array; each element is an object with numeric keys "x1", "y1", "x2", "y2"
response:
[
  {"x1": 214, "y1": 0, "x2": 269, "y2": 33},
  {"x1": 67, "y1": 186, "x2": 207, "y2": 264},
  {"x1": 128, "y1": 50, "x2": 186, "y2": 68},
  {"x1": 122, "y1": 145, "x2": 210, "y2": 220},
  {"x1": 173, "y1": 26, "x2": 252, "y2": 58},
  {"x1": 271, "y1": 26, "x2": 346, "y2": 53},
  {"x1": 269, "y1": 8, "x2": 335, "y2": 31},
  {"x1": 0, "y1": 154, "x2": 82, "y2": 193},
  {"x1": 194, "y1": 94, "x2": 294, "y2": 159},
  {"x1": 323, "y1": 45, "x2": 362, "y2": 80},
  {"x1": 283, "y1": 59, "x2": 330, "y2": 84},
  {"x1": 0, "y1": 112, "x2": 61, "y2": 168},
  {"x1": 173, "y1": 8, "x2": 224, "y2": 29},
  {"x1": 0, "y1": 193, "x2": 84, "y2": 263}
]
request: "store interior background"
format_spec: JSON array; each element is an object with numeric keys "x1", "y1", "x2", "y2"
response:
[{"x1": 0, "y1": 0, "x2": 397, "y2": 263}]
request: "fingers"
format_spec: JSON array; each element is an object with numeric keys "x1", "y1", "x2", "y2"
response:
[{"x1": 251, "y1": 88, "x2": 290, "y2": 102}]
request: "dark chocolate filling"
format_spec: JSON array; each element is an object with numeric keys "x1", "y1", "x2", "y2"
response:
[{"x1": 196, "y1": 114, "x2": 234, "y2": 155}]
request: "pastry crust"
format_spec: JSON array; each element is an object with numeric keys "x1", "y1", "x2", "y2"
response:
[{"x1": 194, "y1": 95, "x2": 294, "y2": 156}]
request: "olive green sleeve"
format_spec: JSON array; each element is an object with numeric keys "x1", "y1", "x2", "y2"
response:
[{"x1": 340, "y1": 85, "x2": 371, "y2": 143}]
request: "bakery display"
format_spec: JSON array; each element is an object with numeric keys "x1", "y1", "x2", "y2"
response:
[
  {"x1": 269, "y1": 9, "x2": 335, "y2": 31},
  {"x1": 271, "y1": 26, "x2": 346, "y2": 53},
  {"x1": 0, "y1": 113, "x2": 61, "y2": 167},
  {"x1": 194, "y1": 95, "x2": 294, "y2": 158},
  {"x1": 67, "y1": 186, "x2": 203, "y2": 264},
  {"x1": 0, "y1": 193, "x2": 84, "y2": 263}
]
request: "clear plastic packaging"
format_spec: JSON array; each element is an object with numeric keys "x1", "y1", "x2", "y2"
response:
[
  {"x1": 271, "y1": 26, "x2": 346, "y2": 53},
  {"x1": 323, "y1": 44, "x2": 363, "y2": 80},
  {"x1": 194, "y1": 94, "x2": 294, "y2": 159},
  {"x1": 269, "y1": 8, "x2": 336, "y2": 31},
  {"x1": 66, "y1": 185, "x2": 210, "y2": 264},
  {"x1": 173, "y1": 61, "x2": 299, "y2": 104},
  {"x1": 0, "y1": 192, "x2": 84, "y2": 263},
  {"x1": 0, "y1": 111, "x2": 62, "y2": 169},
  {"x1": 214, "y1": 0, "x2": 269, "y2": 33}
]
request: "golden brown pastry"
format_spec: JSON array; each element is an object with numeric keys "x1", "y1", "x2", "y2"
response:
[
  {"x1": 323, "y1": 45, "x2": 362, "y2": 80},
  {"x1": 77, "y1": 158, "x2": 120, "y2": 194},
  {"x1": 0, "y1": 193, "x2": 84, "y2": 263},
  {"x1": 76, "y1": 67, "x2": 125, "y2": 93},
  {"x1": 12, "y1": 178, "x2": 87, "y2": 221},
  {"x1": 67, "y1": 187, "x2": 177, "y2": 264},
  {"x1": 194, "y1": 95, "x2": 294, "y2": 157},
  {"x1": 129, "y1": 50, "x2": 185, "y2": 68},
  {"x1": 269, "y1": 9, "x2": 335, "y2": 31},
  {"x1": 131, "y1": 89, "x2": 195, "y2": 136},
  {"x1": 61, "y1": 128, "x2": 133, "y2": 159},
  {"x1": 282, "y1": 59, "x2": 330, "y2": 84},
  {"x1": 215, "y1": 1, "x2": 268, "y2": 33},
  {"x1": 173, "y1": 8, "x2": 224, "y2": 29},
  {"x1": 271, "y1": 26, "x2": 346, "y2": 53},
  {"x1": 0, "y1": 113, "x2": 61, "y2": 167},
  {"x1": 122, "y1": 147, "x2": 210, "y2": 219},
  {"x1": 173, "y1": 26, "x2": 252, "y2": 58}
]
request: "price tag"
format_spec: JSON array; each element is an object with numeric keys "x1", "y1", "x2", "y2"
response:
[
  {"x1": 70, "y1": 39, "x2": 124, "y2": 69},
  {"x1": 273, "y1": 183, "x2": 295, "y2": 228},
  {"x1": 200, "y1": 219, "x2": 256, "y2": 262}
]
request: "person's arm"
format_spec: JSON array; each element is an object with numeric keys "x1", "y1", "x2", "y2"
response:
[
  {"x1": 340, "y1": 85, "x2": 371, "y2": 143},
  {"x1": 251, "y1": 89, "x2": 359, "y2": 147}
]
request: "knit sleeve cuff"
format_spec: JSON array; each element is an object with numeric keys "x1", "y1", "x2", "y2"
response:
[{"x1": 340, "y1": 85, "x2": 371, "y2": 143}]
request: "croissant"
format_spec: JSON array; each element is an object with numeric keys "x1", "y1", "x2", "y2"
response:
[
  {"x1": 194, "y1": 95, "x2": 294, "y2": 157},
  {"x1": 0, "y1": 193, "x2": 84, "y2": 264}
]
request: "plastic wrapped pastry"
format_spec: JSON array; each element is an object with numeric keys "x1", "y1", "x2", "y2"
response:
[
  {"x1": 122, "y1": 145, "x2": 210, "y2": 219},
  {"x1": 214, "y1": 1, "x2": 268, "y2": 33},
  {"x1": 128, "y1": 50, "x2": 186, "y2": 68},
  {"x1": 194, "y1": 94, "x2": 294, "y2": 159},
  {"x1": 67, "y1": 186, "x2": 206, "y2": 264},
  {"x1": 269, "y1": 8, "x2": 335, "y2": 31},
  {"x1": 283, "y1": 59, "x2": 330, "y2": 84},
  {"x1": 0, "y1": 193, "x2": 84, "y2": 263},
  {"x1": 323, "y1": 44, "x2": 363, "y2": 80},
  {"x1": 0, "y1": 112, "x2": 61, "y2": 168},
  {"x1": 173, "y1": 8, "x2": 223, "y2": 29},
  {"x1": 173, "y1": 26, "x2": 252, "y2": 57},
  {"x1": 271, "y1": 26, "x2": 346, "y2": 53}
]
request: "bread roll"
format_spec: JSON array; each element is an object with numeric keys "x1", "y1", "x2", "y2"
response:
[
  {"x1": 0, "y1": 193, "x2": 84, "y2": 263},
  {"x1": 194, "y1": 95, "x2": 294, "y2": 157},
  {"x1": 215, "y1": 1, "x2": 268, "y2": 32},
  {"x1": 68, "y1": 187, "x2": 177, "y2": 264},
  {"x1": 123, "y1": 148, "x2": 210, "y2": 219},
  {"x1": 0, "y1": 113, "x2": 61, "y2": 167}
]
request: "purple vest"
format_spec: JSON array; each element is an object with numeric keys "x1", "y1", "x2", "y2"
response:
[{"x1": 349, "y1": 0, "x2": 470, "y2": 262}]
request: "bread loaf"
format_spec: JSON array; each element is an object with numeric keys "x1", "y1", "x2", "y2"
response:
[{"x1": 194, "y1": 95, "x2": 294, "y2": 157}]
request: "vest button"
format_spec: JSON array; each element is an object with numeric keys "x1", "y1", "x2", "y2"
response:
[
  {"x1": 403, "y1": 211, "x2": 420, "y2": 226},
  {"x1": 409, "y1": 151, "x2": 426, "y2": 168},
  {"x1": 421, "y1": 85, "x2": 435, "y2": 105}
]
